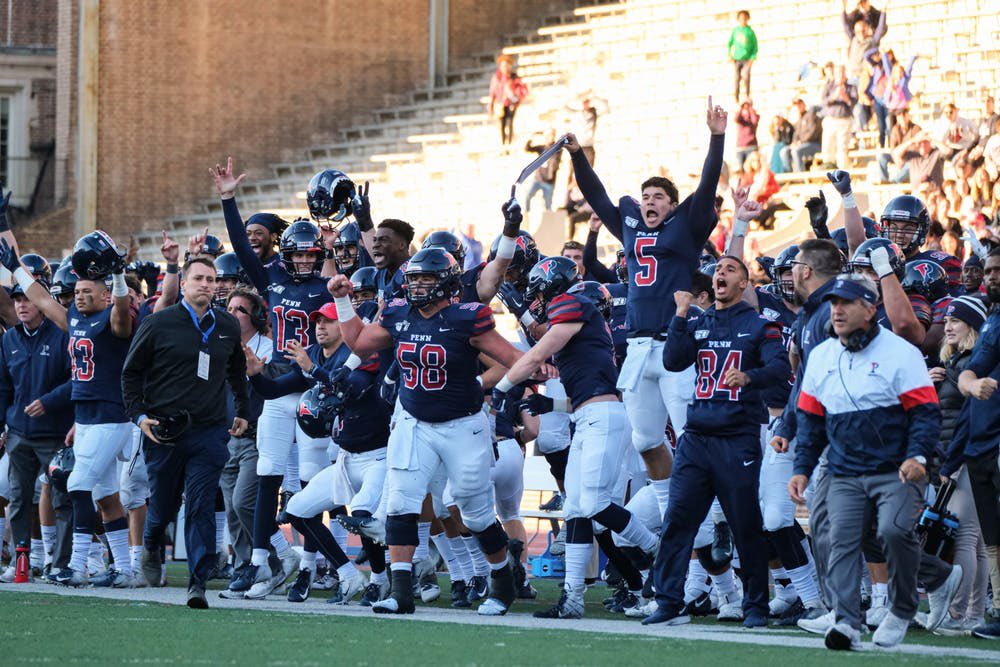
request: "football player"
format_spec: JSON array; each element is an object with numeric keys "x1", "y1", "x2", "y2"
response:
[{"x1": 330, "y1": 247, "x2": 526, "y2": 616}]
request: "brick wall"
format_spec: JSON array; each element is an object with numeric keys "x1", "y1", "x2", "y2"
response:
[
  {"x1": 448, "y1": 0, "x2": 576, "y2": 67},
  {"x1": 0, "y1": 0, "x2": 57, "y2": 47}
]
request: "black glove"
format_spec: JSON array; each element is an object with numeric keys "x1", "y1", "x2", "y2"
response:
[
  {"x1": 353, "y1": 181, "x2": 373, "y2": 232},
  {"x1": 0, "y1": 238, "x2": 20, "y2": 274},
  {"x1": 518, "y1": 392, "x2": 554, "y2": 416},
  {"x1": 379, "y1": 360, "x2": 400, "y2": 405},
  {"x1": 826, "y1": 170, "x2": 852, "y2": 195},
  {"x1": 328, "y1": 365, "x2": 352, "y2": 386},
  {"x1": 0, "y1": 188, "x2": 11, "y2": 233},
  {"x1": 497, "y1": 281, "x2": 530, "y2": 319},
  {"x1": 805, "y1": 190, "x2": 830, "y2": 239},
  {"x1": 501, "y1": 197, "x2": 523, "y2": 237},
  {"x1": 491, "y1": 387, "x2": 519, "y2": 422}
]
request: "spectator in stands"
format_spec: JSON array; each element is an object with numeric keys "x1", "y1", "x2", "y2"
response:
[
  {"x1": 864, "y1": 48, "x2": 895, "y2": 147},
  {"x1": 821, "y1": 65, "x2": 858, "y2": 169},
  {"x1": 970, "y1": 168, "x2": 993, "y2": 210},
  {"x1": 770, "y1": 112, "x2": 794, "y2": 173},
  {"x1": 976, "y1": 96, "x2": 997, "y2": 148},
  {"x1": 523, "y1": 129, "x2": 562, "y2": 211},
  {"x1": 885, "y1": 55, "x2": 919, "y2": 133},
  {"x1": 843, "y1": 0, "x2": 885, "y2": 35},
  {"x1": 878, "y1": 107, "x2": 923, "y2": 183},
  {"x1": 735, "y1": 98, "x2": 760, "y2": 169},
  {"x1": 488, "y1": 54, "x2": 529, "y2": 145},
  {"x1": 727, "y1": 10, "x2": 757, "y2": 102},
  {"x1": 785, "y1": 98, "x2": 823, "y2": 172},
  {"x1": 565, "y1": 93, "x2": 607, "y2": 166},
  {"x1": 942, "y1": 229, "x2": 964, "y2": 261},
  {"x1": 937, "y1": 103, "x2": 979, "y2": 162},
  {"x1": 892, "y1": 132, "x2": 945, "y2": 189},
  {"x1": 740, "y1": 152, "x2": 784, "y2": 229},
  {"x1": 458, "y1": 225, "x2": 483, "y2": 270},
  {"x1": 842, "y1": 2, "x2": 886, "y2": 83}
]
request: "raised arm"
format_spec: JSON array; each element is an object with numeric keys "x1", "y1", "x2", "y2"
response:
[
  {"x1": 582, "y1": 216, "x2": 619, "y2": 284},
  {"x1": 352, "y1": 181, "x2": 376, "y2": 259},
  {"x1": 1, "y1": 238, "x2": 68, "y2": 331},
  {"x1": 109, "y1": 268, "x2": 134, "y2": 339},
  {"x1": 663, "y1": 292, "x2": 699, "y2": 371},
  {"x1": 690, "y1": 97, "x2": 729, "y2": 242},
  {"x1": 868, "y1": 246, "x2": 925, "y2": 346},
  {"x1": 826, "y1": 171, "x2": 866, "y2": 256},
  {"x1": 476, "y1": 198, "x2": 522, "y2": 303},
  {"x1": 152, "y1": 231, "x2": 181, "y2": 313},
  {"x1": 209, "y1": 157, "x2": 268, "y2": 294},
  {"x1": 564, "y1": 133, "x2": 623, "y2": 241}
]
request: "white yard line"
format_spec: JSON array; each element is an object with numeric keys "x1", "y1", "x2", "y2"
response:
[{"x1": 4, "y1": 583, "x2": 1000, "y2": 662}]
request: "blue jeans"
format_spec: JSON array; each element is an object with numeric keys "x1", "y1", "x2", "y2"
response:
[
  {"x1": 651, "y1": 431, "x2": 770, "y2": 618},
  {"x1": 143, "y1": 424, "x2": 230, "y2": 588},
  {"x1": 873, "y1": 100, "x2": 889, "y2": 148},
  {"x1": 787, "y1": 141, "x2": 821, "y2": 172},
  {"x1": 524, "y1": 180, "x2": 554, "y2": 211},
  {"x1": 877, "y1": 153, "x2": 911, "y2": 183}
]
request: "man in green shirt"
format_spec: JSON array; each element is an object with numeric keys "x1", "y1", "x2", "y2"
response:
[{"x1": 728, "y1": 10, "x2": 758, "y2": 103}]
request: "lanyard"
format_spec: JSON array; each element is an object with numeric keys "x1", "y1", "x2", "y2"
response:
[{"x1": 182, "y1": 300, "x2": 216, "y2": 347}]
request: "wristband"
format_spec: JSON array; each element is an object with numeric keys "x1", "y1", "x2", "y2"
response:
[
  {"x1": 841, "y1": 192, "x2": 857, "y2": 209},
  {"x1": 519, "y1": 311, "x2": 537, "y2": 328},
  {"x1": 495, "y1": 376, "x2": 515, "y2": 393},
  {"x1": 13, "y1": 267, "x2": 35, "y2": 294},
  {"x1": 344, "y1": 353, "x2": 363, "y2": 371},
  {"x1": 731, "y1": 218, "x2": 750, "y2": 238},
  {"x1": 334, "y1": 295, "x2": 356, "y2": 322},
  {"x1": 476, "y1": 376, "x2": 484, "y2": 386},
  {"x1": 111, "y1": 272, "x2": 129, "y2": 298},
  {"x1": 166, "y1": 263, "x2": 179, "y2": 274},
  {"x1": 495, "y1": 234, "x2": 517, "y2": 260}
]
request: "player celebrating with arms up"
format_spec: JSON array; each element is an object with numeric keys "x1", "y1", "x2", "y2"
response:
[
  {"x1": 329, "y1": 247, "x2": 525, "y2": 617},
  {"x1": 563, "y1": 97, "x2": 728, "y2": 519}
]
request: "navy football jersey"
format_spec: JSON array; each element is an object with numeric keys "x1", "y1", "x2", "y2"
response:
[
  {"x1": 376, "y1": 266, "x2": 406, "y2": 304},
  {"x1": 460, "y1": 264, "x2": 485, "y2": 303},
  {"x1": 606, "y1": 282, "x2": 628, "y2": 367},
  {"x1": 265, "y1": 267, "x2": 332, "y2": 362},
  {"x1": 546, "y1": 293, "x2": 619, "y2": 408},
  {"x1": 755, "y1": 286, "x2": 797, "y2": 410},
  {"x1": 67, "y1": 304, "x2": 131, "y2": 424},
  {"x1": 380, "y1": 300, "x2": 494, "y2": 423}
]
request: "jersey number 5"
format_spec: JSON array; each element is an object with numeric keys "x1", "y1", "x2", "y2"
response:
[
  {"x1": 633, "y1": 237, "x2": 656, "y2": 287},
  {"x1": 272, "y1": 306, "x2": 309, "y2": 353},
  {"x1": 397, "y1": 342, "x2": 447, "y2": 391},
  {"x1": 694, "y1": 349, "x2": 743, "y2": 401},
  {"x1": 69, "y1": 336, "x2": 95, "y2": 382}
]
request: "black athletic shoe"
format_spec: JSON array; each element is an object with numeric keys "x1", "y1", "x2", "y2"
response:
[
  {"x1": 276, "y1": 490, "x2": 295, "y2": 525},
  {"x1": 683, "y1": 591, "x2": 714, "y2": 617},
  {"x1": 287, "y1": 568, "x2": 313, "y2": 603},
  {"x1": 603, "y1": 582, "x2": 629, "y2": 609},
  {"x1": 711, "y1": 521, "x2": 733, "y2": 565},
  {"x1": 467, "y1": 574, "x2": 488, "y2": 603},
  {"x1": 373, "y1": 570, "x2": 415, "y2": 615},
  {"x1": 539, "y1": 493, "x2": 563, "y2": 511},
  {"x1": 451, "y1": 580, "x2": 471, "y2": 608},
  {"x1": 775, "y1": 599, "x2": 808, "y2": 625}
]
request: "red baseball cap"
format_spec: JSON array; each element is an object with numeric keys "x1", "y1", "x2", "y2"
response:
[{"x1": 309, "y1": 302, "x2": 338, "y2": 322}]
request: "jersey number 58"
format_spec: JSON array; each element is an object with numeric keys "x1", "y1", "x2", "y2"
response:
[{"x1": 397, "y1": 342, "x2": 447, "y2": 391}]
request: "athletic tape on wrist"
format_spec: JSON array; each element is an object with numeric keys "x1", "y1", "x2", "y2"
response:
[
  {"x1": 842, "y1": 192, "x2": 857, "y2": 209},
  {"x1": 495, "y1": 376, "x2": 515, "y2": 393},
  {"x1": 732, "y1": 218, "x2": 750, "y2": 238},
  {"x1": 496, "y1": 234, "x2": 517, "y2": 260},
  {"x1": 334, "y1": 296, "x2": 356, "y2": 322},
  {"x1": 345, "y1": 354, "x2": 363, "y2": 370},
  {"x1": 111, "y1": 272, "x2": 129, "y2": 298},
  {"x1": 519, "y1": 311, "x2": 536, "y2": 327},
  {"x1": 13, "y1": 267, "x2": 35, "y2": 294}
]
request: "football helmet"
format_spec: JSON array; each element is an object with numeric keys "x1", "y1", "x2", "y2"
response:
[
  {"x1": 21, "y1": 254, "x2": 52, "y2": 282},
  {"x1": 350, "y1": 266, "x2": 378, "y2": 306},
  {"x1": 48, "y1": 448, "x2": 75, "y2": 493},
  {"x1": 489, "y1": 230, "x2": 539, "y2": 291},
  {"x1": 49, "y1": 263, "x2": 79, "y2": 300},
  {"x1": 280, "y1": 219, "x2": 325, "y2": 280},
  {"x1": 422, "y1": 231, "x2": 466, "y2": 267},
  {"x1": 849, "y1": 238, "x2": 906, "y2": 281},
  {"x1": 772, "y1": 244, "x2": 799, "y2": 302},
  {"x1": 615, "y1": 248, "x2": 627, "y2": 284},
  {"x1": 901, "y1": 260, "x2": 949, "y2": 302},
  {"x1": 71, "y1": 231, "x2": 126, "y2": 280},
  {"x1": 880, "y1": 195, "x2": 929, "y2": 257},
  {"x1": 306, "y1": 169, "x2": 356, "y2": 222},
  {"x1": 566, "y1": 280, "x2": 612, "y2": 321},
  {"x1": 332, "y1": 222, "x2": 363, "y2": 275},
  {"x1": 213, "y1": 252, "x2": 242, "y2": 282},
  {"x1": 403, "y1": 248, "x2": 462, "y2": 308},
  {"x1": 296, "y1": 384, "x2": 350, "y2": 439},
  {"x1": 524, "y1": 256, "x2": 579, "y2": 323}
]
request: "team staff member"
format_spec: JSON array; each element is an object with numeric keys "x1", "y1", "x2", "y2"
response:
[
  {"x1": 122, "y1": 257, "x2": 251, "y2": 609},
  {"x1": 564, "y1": 97, "x2": 728, "y2": 520},
  {"x1": 0, "y1": 265, "x2": 73, "y2": 581},
  {"x1": 645, "y1": 256, "x2": 790, "y2": 627},
  {"x1": 791, "y1": 274, "x2": 941, "y2": 651}
]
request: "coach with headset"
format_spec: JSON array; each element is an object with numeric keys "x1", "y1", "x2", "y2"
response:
[
  {"x1": 122, "y1": 256, "x2": 250, "y2": 609},
  {"x1": 789, "y1": 273, "x2": 940, "y2": 650}
]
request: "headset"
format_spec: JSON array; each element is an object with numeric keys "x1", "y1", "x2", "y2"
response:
[{"x1": 228, "y1": 288, "x2": 269, "y2": 334}]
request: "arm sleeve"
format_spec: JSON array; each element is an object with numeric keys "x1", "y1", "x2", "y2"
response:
[
  {"x1": 662, "y1": 315, "x2": 697, "y2": 372},
  {"x1": 249, "y1": 369, "x2": 311, "y2": 401},
  {"x1": 221, "y1": 197, "x2": 269, "y2": 295},
  {"x1": 546, "y1": 294, "x2": 585, "y2": 326},
  {"x1": 121, "y1": 316, "x2": 156, "y2": 419},
  {"x1": 793, "y1": 364, "x2": 827, "y2": 476},
  {"x1": 744, "y1": 322, "x2": 792, "y2": 387},
  {"x1": 38, "y1": 379, "x2": 73, "y2": 413},
  {"x1": 570, "y1": 150, "x2": 623, "y2": 242},
  {"x1": 582, "y1": 230, "x2": 618, "y2": 284},
  {"x1": 689, "y1": 134, "x2": 726, "y2": 243},
  {"x1": 227, "y1": 338, "x2": 251, "y2": 421}
]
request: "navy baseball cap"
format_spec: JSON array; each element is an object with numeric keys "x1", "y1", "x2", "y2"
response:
[{"x1": 823, "y1": 277, "x2": 878, "y2": 305}]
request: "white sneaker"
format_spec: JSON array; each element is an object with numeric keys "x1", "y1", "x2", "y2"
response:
[
  {"x1": 549, "y1": 531, "x2": 565, "y2": 556},
  {"x1": 865, "y1": 594, "x2": 888, "y2": 628},
  {"x1": 625, "y1": 598, "x2": 658, "y2": 618},
  {"x1": 825, "y1": 622, "x2": 863, "y2": 651},
  {"x1": 0, "y1": 566, "x2": 16, "y2": 583},
  {"x1": 332, "y1": 570, "x2": 368, "y2": 604},
  {"x1": 925, "y1": 565, "x2": 963, "y2": 632},
  {"x1": 769, "y1": 594, "x2": 798, "y2": 617},
  {"x1": 798, "y1": 609, "x2": 836, "y2": 635},
  {"x1": 933, "y1": 615, "x2": 971, "y2": 637},
  {"x1": 245, "y1": 562, "x2": 285, "y2": 600},
  {"x1": 280, "y1": 550, "x2": 301, "y2": 580},
  {"x1": 873, "y1": 611, "x2": 909, "y2": 648},
  {"x1": 716, "y1": 591, "x2": 744, "y2": 621}
]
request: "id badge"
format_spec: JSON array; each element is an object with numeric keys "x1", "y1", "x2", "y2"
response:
[{"x1": 197, "y1": 350, "x2": 210, "y2": 380}]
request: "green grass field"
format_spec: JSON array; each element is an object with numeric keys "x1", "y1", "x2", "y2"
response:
[{"x1": 1, "y1": 563, "x2": 995, "y2": 665}]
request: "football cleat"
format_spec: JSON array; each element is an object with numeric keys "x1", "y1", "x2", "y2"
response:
[
  {"x1": 467, "y1": 575, "x2": 488, "y2": 603},
  {"x1": 548, "y1": 531, "x2": 566, "y2": 556},
  {"x1": 372, "y1": 595, "x2": 415, "y2": 614},
  {"x1": 450, "y1": 580, "x2": 471, "y2": 608},
  {"x1": 533, "y1": 584, "x2": 584, "y2": 619},
  {"x1": 329, "y1": 570, "x2": 367, "y2": 605},
  {"x1": 419, "y1": 571, "x2": 441, "y2": 604},
  {"x1": 683, "y1": 591, "x2": 715, "y2": 616},
  {"x1": 281, "y1": 550, "x2": 302, "y2": 580},
  {"x1": 611, "y1": 591, "x2": 643, "y2": 614},
  {"x1": 244, "y1": 562, "x2": 286, "y2": 600},
  {"x1": 539, "y1": 493, "x2": 563, "y2": 511},
  {"x1": 52, "y1": 567, "x2": 88, "y2": 588},
  {"x1": 769, "y1": 592, "x2": 799, "y2": 617},
  {"x1": 287, "y1": 568, "x2": 314, "y2": 603},
  {"x1": 478, "y1": 562, "x2": 517, "y2": 616},
  {"x1": 0, "y1": 566, "x2": 17, "y2": 583},
  {"x1": 716, "y1": 591, "x2": 744, "y2": 621},
  {"x1": 90, "y1": 568, "x2": 138, "y2": 589},
  {"x1": 865, "y1": 593, "x2": 889, "y2": 628},
  {"x1": 603, "y1": 582, "x2": 629, "y2": 609},
  {"x1": 311, "y1": 570, "x2": 339, "y2": 591},
  {"x1": 625, "y1": 598, "x2": 658, "y2": 619},
  {"x1": 774, "y1": 599, "x2": 809, "y2": 626},
  {"x1": 798, "y1": 608, "x2": 836, "y2": 635},
  {"x1": 219, "y1": 566, "x2": 254, "y2": 599},
  {"x1": 337, "y1": 514, "x2": 387, "y2": 546},
  {"x1": 518, "y1": 581, "x2": 538, "y2": 599},
  {"x1": 360, "y1": 579, "x2": 390, "y2": 607}
]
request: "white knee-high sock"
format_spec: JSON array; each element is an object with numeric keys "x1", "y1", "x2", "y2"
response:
[
  {"x1": 432, "y1": 533, "x2": 459, "y2": 582},
  {"x1": 564, "y1": 542, "x2": 593, "y2": 591},
  {"x1": 650, "y1": 478, "x2": 670, "y2": 520},
  {"x1": 462, "y1": 535, "x2": 489, "y2": 577},
  {"x1": 414, "y1": 522, "x2": 431, "y2": 561},
  {"x1": 447, "y1": 536, "x2": 472, "y2": 583}
]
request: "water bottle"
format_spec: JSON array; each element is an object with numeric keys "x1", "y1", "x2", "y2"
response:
[{"x1": 14, "y1": 541, "x2": 30, "y2": 583}]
